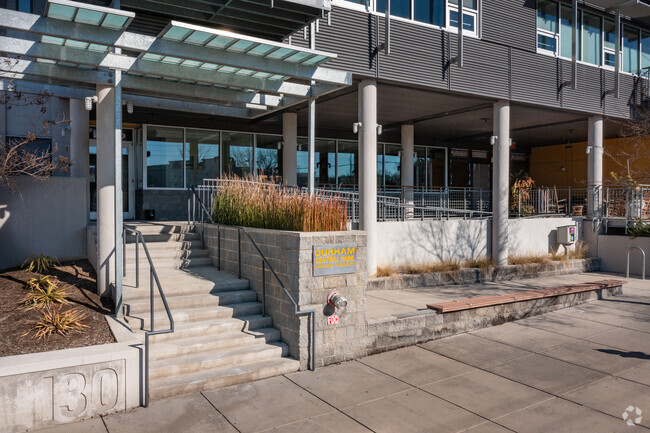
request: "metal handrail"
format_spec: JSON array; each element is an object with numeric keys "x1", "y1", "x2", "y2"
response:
[
  {"x1": 188, "y1": 187, "x2": 317, "y2": 371},
  {"x1": 122, "y1": 225, "x2": 174, "y2": 408},
  {"x1": 627, "y1": 246, "x2": 646, "y2": 280}
]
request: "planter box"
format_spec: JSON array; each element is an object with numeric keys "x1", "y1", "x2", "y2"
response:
[{"x1": 0, "y1": 342, "x2": 140, "y2": 433}]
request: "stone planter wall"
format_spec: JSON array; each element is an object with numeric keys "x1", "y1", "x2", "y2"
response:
[{"x1": 203, "y1": 224, "x2": 368, "y2": 369}]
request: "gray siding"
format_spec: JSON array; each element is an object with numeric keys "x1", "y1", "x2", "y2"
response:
[{"x1": 482, "y1": 0, "x2": 537, "y2": 53}]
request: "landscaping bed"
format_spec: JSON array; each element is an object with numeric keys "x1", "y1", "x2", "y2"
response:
[{"x1": 0, "y1": 259, "x2": 114, "y2": 357}]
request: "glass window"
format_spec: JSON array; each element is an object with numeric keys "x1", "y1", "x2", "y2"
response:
[
  {"x1": 537, "y1": 0, "x2": 558, "y2": 34},
  {"x1": 560, "y1": 5, "x2": 573, "y2": 58},
  {"x1": 377, "y1": 144, "x2": 384, "y2": 186},
  {"x1": 146, "y1": 126, "x2": 184, "y2": 188},
  {"x1": 414, "y1": 0, "x2": 445, "y2": 26},
  {"x1": 296, "y1": 139, "x2": 336, "y2": 186},
  {"x1": 17, "y1": 0, "x2": 31, "y2": 12},
  {"x1": 642, "y1": 31, "x2": 650, "y2": 70},
  {"x1": 624, "y1": 25, "x2": 640, "y2": 73},
  {"x1": 384, "y1": 144, "x2": 401, "y2": 186},
  {"x1": 428, "y1": 148, "x2": 446, "y2": 187},
  {"x1": 185, "y1": 129, "x2": 220, "y2": 187},
  {"x1": 604, "y1": 19, "x2": 616, "y2": 67},
  {"x1": 223, "y1": 132, "x2": 253, "y2": 177},
  {"x1": 342, "y1": 0, "x2": 366, "y2": 5},
  {"x1": 582, "y1": 12, "x2": 601, "y2": 66},
  {"x1": 538, "y1": 34, "x2": 557, "y2": 53},
  {"x1": 414, "y1": 146, "x2": 428, "y2": 187},
  {"x1": 337, "y1": 141, "x2": 358, "y2": 185},
  {"x1": 377, "y1": 0, "x2": 411, "y2": 18},
  {"x1": 449, "y1": 0, "x2": 476, "y2": 9},
  {"x1": 256, "y1": 135, "x2": 282, "y2": 183}
]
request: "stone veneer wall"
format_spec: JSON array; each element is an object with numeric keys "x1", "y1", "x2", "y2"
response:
[{"x1": 203, "y1": 224, "x2": 368, "y2": 369}]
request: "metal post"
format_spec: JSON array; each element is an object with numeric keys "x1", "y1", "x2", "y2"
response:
[
  {"x1": 262, "y1": 260, "x2": 266, "y2": 316},
  {"x1": 615, "y1": 10, "x2": 621, "y2": 98},
  {"x1": 135, "y1": 235, "x2": 139, "y2": 288},
  {"x1": 114, "y1": 70, "x2": 123, "y2": 317},
  {"x1": 217, "y1": 226, "x2": 221, "y2": 271},
  {"x1": 571, "y1": 0, "x2": 577, "y2": 89},
  {"x1": 122, "y1": 227, "x2": 126, "y2": 277},
  {"x1": 238, "y1": 229, "x2": 242, "y2": 279},
  {"x1": 150, "y1": 269, "x2": 154, "y2": 332},
  {"x1": 568, "y1": 186, "x2": 572, "y2": 215},
  {"x1": 518, "y1": 189, "x2": 521, "y2": 217},
  {"x1": 144, "y1": 333, "x2": 150, "y2": 407},
  {"x1": 627, "y1": 246, "x2": 646, "y2": 280}
]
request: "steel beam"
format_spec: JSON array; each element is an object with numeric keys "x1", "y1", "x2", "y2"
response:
[
  {"x1": 0, "y1": 56, "x2": 113, "y2": 84},
  {"x1": 126, "y1": 94, "x2": 253, "y2": 117},
  {"x1": 0, "y1": 9, "x2": 352, "y2": 85}
]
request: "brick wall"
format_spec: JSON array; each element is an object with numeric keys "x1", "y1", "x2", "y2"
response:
[{"x1": 203, "y1": 224, "x2": 368, "y2": 369}]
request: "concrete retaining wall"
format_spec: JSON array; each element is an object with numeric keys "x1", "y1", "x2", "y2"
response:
[
  {"x1": 0, "y1": 177, "x2": 88, "y2": 271},
  {"x1": 369, "y1": 258, "x2": 601, "y2": 291},
  {"x1": 376, "y1": 217, "x2": 583, "y2": 267},
  {"x1": 204, "y1": 225, "x2": 368, "y2": 369},
  {"x1": 0, "y1": 342, "x2": 140, "y2": 433},
  {"x1": 597, "y1": 234, "x2": 650, "y2": 278}
]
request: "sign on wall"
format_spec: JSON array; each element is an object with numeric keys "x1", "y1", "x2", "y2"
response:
[{"x1": 313, "y1": 244, "x2": 357, "y2": 276}]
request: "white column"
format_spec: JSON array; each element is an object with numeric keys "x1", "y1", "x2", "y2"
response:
[
  {"x1": 400, "y1": 124, "x2": 414, "y2": 219},
  {"x1": 69, "y1": 99, "x2": 89, "y2": 179},
  {"x1": 96, "y1": 85, "x2": 116, "y2": 298},
  {"x1": 308, "y1": 98, "x2": 316, "y2": 195},
  {"x1": 282, "y1": 112, "x2": 298, "y2": 187},
  {"x1": 492, "y1": 100, "x2": 510, "y2": 267},
  {"x1": 359, "y1": 80, "x2": 378, "y2": 274},
  {"x1": 587, "y1": 115, "x2": 604, "y2": 218}
]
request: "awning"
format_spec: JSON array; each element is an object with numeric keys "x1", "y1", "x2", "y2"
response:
[{"x1": 0, "y1": 0, "x2": 351, "y2": 118}]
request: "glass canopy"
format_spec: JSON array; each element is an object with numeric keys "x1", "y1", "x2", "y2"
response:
[{"x1": 45, "y1": 0, "x2": 135, "y2": 30}]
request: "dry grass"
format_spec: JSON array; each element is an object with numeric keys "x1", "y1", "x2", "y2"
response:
[
  {"x1": 463, "y1": 257, "x2": 493, "y2": 269},
  {"x1": 509, "y1": 254, "x2": 552, "y2": 265},
  {"x1": 25, "y1": 307, "x2": 88, "y2": 339},
  {"x1": 212, "y1": 176, "x2": 347, "y2": 232}
]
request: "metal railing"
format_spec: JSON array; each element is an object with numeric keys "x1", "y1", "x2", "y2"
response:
[
  {"x1": 122, "y1": 225, "x2": 174, "y2": 408},
  {"x1": 626, "y1": 246, "x2": 646, "y2": 280},
  {"x1": 513, "y1": 187, "x2": 590, "y2": 217},
  {"x1": 604, "y1": 186, "x2": 650, "y2": 228},
  {"x1": 188, "y1": 186, "x2": 317, "y2": 371}
]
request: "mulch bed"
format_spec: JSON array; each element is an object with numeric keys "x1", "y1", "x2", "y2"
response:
[{"x1": 0, "y1": 259, "x2": 115, "y2": 357}]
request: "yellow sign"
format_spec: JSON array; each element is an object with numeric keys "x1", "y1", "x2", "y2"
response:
[{"x1": 313, "y1": 244, "x2": 357, "y2": 276}]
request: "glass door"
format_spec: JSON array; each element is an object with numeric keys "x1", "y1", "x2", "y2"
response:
[{"x1": 89, "y1": 129, "x2": 136, "y2": 220}]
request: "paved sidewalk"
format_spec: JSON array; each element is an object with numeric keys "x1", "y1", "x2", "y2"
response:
[{"x1": 39, "y1": 275, "x2": 650, "y2": 433}]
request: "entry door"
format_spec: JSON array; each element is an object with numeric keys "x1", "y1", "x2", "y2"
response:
[{"x1": 90, "y1": 135, "x2": 136, "y2": 220}]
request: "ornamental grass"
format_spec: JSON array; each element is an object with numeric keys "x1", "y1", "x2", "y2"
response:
[{"x1": 212, "y1": 176, "x2": 347, "y2": 232}]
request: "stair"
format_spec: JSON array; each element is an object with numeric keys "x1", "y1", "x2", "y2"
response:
[{"x1": 122, "y1": 221, "x2": 299, "y2": 400}]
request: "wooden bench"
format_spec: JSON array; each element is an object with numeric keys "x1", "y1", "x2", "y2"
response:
[{"x1": 427, "y1": 280, "x2": 625, "y2": 313}]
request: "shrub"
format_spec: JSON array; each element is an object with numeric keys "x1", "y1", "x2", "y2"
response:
[
  {"x1": 26, "y1": 307, "x2": 88, "y2": 339},
  {"x1": 25, "y1": 276, "x2": 56, "y2": 292},
  {"x1": 22, "y1": 252, "x2": 58, "y2": 273},
  {"x1": 629, "y1": 221, "x2": 650, "y2": 238},
  {"x1": 212, "y1": 176, "x2": 347, "y2": 232},
  {"x1": 23, "y1": 283, "x2": 69, "y2": 310},
  {"x1": 509, "y1": 254, "x2": 551, "y2": 265}
]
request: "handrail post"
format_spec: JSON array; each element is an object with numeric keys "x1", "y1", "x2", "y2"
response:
[
  {"x1": 262, "y1": 260, "x2": 266, "y2": 316},
  {"x1": 144, "y1": 333, "x2": 150, "y2": 407},
  {"x1": 122, "y1": 227, "x2": 126, "y2": 277},
  {"x1": 150, "y1": 268, "x2": 155, "y2": 332},
  {"x1": 135, "y1": 235, "x2": 140, "y2": 288},
  {"x1": 238, "y1": 228, "x2": 242, "y2": 279},
  {"x1": 568, "y1": 186, "x2": 572, "y2": 216},
  {"x1": 217, "y1": 226, "x2": 221, "y2": 271}
]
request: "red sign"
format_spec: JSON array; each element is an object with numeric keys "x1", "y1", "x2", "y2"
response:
[{"x1": 328, "y1": 315, "x2": 339, "y2": 325}]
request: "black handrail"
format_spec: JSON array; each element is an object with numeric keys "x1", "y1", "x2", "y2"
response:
[
  {"x1": 188, "y1": 186, "x2": 317, "y2": 371},
  {"x1": 123, "y1": 225, "x2": 174, "y2": 407}
]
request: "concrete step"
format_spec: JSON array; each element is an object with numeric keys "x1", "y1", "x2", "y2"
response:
[
  {"x1": 126, "y1": 290, "x2": 258, "y2": 314},
  {"x1": 151, "y1": 315, "x2": 273, "y2": 342},
  {"x1": 124, "y1": 278, "x2": 250, "y2": 302},
  {"x1": 148, "y1": 328, "x2": 282, "y2": 361},
  {"x1": 126, "y1": 248, "x2": 209, "y2": 261},
  {"x1": 128, "y1": 240, "x2": 203, "y2": 251},
  {"x1": 125, "y1": 232, "x2": 201, "y2": 244},
  {"x1": 124, "y1": 256, "x2": 213, "y2": 271},
  {"x1": 124, "y1": 222, "x2": 196, "y2": 235},
  {"x1": 149, "y1": 342, "x2": 289, "y2": 381},
  {"x1": 149, "y1": 357, "x2": 300, "y2": 400},
  {"x1": 127, "y1": 302, "x2": 263, "y2": 329}
]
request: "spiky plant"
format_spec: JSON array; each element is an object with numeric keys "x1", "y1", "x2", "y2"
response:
[
  {"x1": 22, "y1": 252, "x2": 58, "y2": 273},
  {"x1": 23, "y1": 283, "x2": 69, "y2": 310},
  {"x1": 26, "y1": 307, "x2": 88, "y2": 339},
  {"x1": 25, "y1": 275, "x2": 57, "y2": 292}
]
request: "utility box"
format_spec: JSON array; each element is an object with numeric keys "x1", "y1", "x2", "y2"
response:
[{"x1": 557, "y1": 225, "x2": 577, "y2": 245}]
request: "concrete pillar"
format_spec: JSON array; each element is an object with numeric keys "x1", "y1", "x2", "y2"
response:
[
  {"x1": 359, "y1": 80, "x2": 378, "y2": 274},
  {"x1": 282, "y1": 112, "x2": 298, "y2": 186},
  {"x1": 69, "y1": 99, "x2": 89, "y2": 180},
  {"x1": 492, "y1": 100, "x2": 510, "y2": 267},
  {"x1": 587, "y1": 115, "x2": 604, "y2": 218},
  {"x1": 308, "y1": 98, "x2": 315, "y2": 195},
  {"x1": 400, "y1": 124, "x2": 414, "y2": 218},
  {"x1": 96, "y1": 85, "x2": 116, "y2": 298}
]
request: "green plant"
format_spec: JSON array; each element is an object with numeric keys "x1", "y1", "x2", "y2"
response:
[
  {"x1": 212, "y1": 175, "x2": 347, "y2": 232},
  {"x1": 23, "y1": 283, "x2": 69, "y2": 310},
  {"x1": 26, "y1": 307, "x2": 88, "y2": 339},
  {"x1": 22, "y1": 252, "x2": 58, "y2": 273},
  {"x1": 629, "y1": 221, "x2": 650, "y2": 238},
  {"x1": 25, "y1": 275, "x2": 56, "y2": 292}
]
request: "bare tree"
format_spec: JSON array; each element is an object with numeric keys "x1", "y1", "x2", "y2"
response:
[
  {"x1": 0, "y1": 57, "x2": 71, "y2": 192},
  {"x1": 609, "y1": 109, "x2": 650, "y2": 185}
]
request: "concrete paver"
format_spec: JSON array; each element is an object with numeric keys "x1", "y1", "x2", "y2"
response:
[
  {"x1": 201, "y1": 376, "x2": 334, "y2": 433},
  {"x1": 562, "y1": 376, "x2": 650, "y2": 428},
  {"x1": 358, "y1": 345, "x2": 476, "y2": 386},
  {"x1": 34, "y1": 272, "x2": 650, "y2": 433},
  {"x1": 101, "y1": 393, "x2": 237, "y2": 433},
  {"x1": 342, "y1": 388, "x2": 486, "y2": 433},
  {"x1": 422, "y1": 369, "x2": 553, "y2": 420},
  {"x1": 419, "y1": 333, "x2": 531, "y2": 368}
]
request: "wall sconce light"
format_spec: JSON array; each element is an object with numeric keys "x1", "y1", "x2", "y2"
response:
[
  {"x1": 277, "y1": 141, "x2": 283, "y2": 150},
  {"x1": 377, "y1": 124, "x2": 383, "y2": 135},
  {"x1": 126, "y1": 101, "x2": 133, "y2": 114},
  {"x1": 490, "y1": 135, "x2": 498, "y2": 145},
  {"x1": 585, "y1": 146, "x2": 592, "y2": 154},
  {"x1": 84, "y1": 96, "x2": 98, "y2": 111},
  {"x1": 352, "y1": 122, "x2": 362, "y2": 134}
]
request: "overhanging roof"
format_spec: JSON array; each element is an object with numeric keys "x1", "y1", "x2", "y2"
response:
[
  {"x1": 0, "y1": 0, "x2": 351, "y2": 119},
  {"x1": 120, "y1": 0, "x2": 330, "y2": 40},
  {"x1": 586, "y1": 0, "x2": 650, "y2": 24}
]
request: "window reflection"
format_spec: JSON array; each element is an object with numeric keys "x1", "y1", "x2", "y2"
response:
[
  {"x1": 146, "y1": 126, "x2": 184, "y2": 188},
  {"x1": 223, "y1": 132, "x2": 253, "y2": 177},
  {"x1": 337, "y1": 141, "x2": 358, "y2": 185},
  {"x1": 256, "y1": 135, "x2": 283, "y2": 183},
  {"x1": 186, "y1": 129, "x2": 220, "y2": 187}
]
